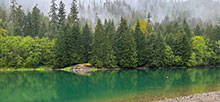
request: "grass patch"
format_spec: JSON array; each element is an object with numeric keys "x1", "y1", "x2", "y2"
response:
[{"x1": 0, "y1": 66, "x2": 53, "y2": 72}]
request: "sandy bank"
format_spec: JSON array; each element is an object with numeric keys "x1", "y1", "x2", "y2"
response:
[{"x1": 154, "y1": 91, "x2": 220, "y2": 102}]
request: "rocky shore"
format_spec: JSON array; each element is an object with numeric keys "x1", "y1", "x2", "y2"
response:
[{"x1": 154, "y1": 91, "x2": 220, "y2": 102}]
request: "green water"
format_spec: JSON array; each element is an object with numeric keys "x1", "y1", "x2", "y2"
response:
[{"x1": 1, "y1": 68, "x2": 220, "y2": 102}]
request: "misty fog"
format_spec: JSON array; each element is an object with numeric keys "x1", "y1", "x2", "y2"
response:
[{"x1": 1, "y1": 0, "x2": 220, "y2": 25}]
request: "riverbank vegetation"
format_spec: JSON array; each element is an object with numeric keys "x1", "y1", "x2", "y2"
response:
[{"x1": 0, "y1": 0, "x2": 219, "y2": 69}]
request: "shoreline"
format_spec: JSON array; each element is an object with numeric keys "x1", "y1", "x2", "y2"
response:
[
  {"x1": 154, "y1": 91, "x2": 220, "y2": 102},
  {"x1": 0, "y1": 64, "x2": 220, "y2": 72}
]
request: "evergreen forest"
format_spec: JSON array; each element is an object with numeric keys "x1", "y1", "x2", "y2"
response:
[{"x1": 0, "y1": 0, "x2": 219, "y2": 69}]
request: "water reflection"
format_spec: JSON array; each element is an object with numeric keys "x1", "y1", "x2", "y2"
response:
[{"x1": 0, "y1": 68, "x2": 220, "y2": 102}]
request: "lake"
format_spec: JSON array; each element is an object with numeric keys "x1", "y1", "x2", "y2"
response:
[{"x1": 0, "y1": 68, "x2": 220, "y2": 102}]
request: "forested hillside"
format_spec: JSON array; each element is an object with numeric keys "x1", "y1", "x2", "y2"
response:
[
  {"x1": 2, "y1": 0, "x2": 220, "y2": 26},
  {"x1": 0, "y1": 0, "x2": 219, "y2": 68}
]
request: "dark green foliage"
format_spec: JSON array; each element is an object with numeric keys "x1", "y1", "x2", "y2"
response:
[
  {"x1": 31, "y1": 5, "x2": 41, "y2": 37},
  {"x1": 133, "y1": 21, "x2": 147, "y2": 66},
  {"x1": 194, "y1": 24, "x2": 203, "y2": 36},
  {"x1": 172, "y1": 30, "x2": 192, "y2": 66},
  {"x1": 1, "y1": 0, "x2": 219, "y2": 69},
  {"x1": 67, "y1": 24, "x2": 82, "y2": 64},
  {"x1": 48, "y1": 0, "x2": 58, "y2": 39},
  {"x1": 53, "y1": 25, "x2": 67, "y2": 68},
  {"x1": 23, "y1": 12, "x2": 32, "y2": 37},
  {"x1": 8, "y1": 2, "x2": 25, "y2": 36},
  {"x1": 38, "y1": 21, "x2": 48, "y2": 38},
  {"x1": 213, "y1": 26, "x2": 220, "y2": 41},
  {"x1": 183, "y1": 19, "x2": 193, "y2": 38},
  {"x1": 115, "y1": 18, "x2": 137, "y2": 68},
  {"x1": 80, "y1": 23, "x2": 92, "y2": 62},
  {"x1": 90, "y1": 19, "x2": 117, "y2": 68},
  {"x1": 205, "y1": 24, "x2": 214, "y2": 39},
  {"x1": 58, "y1": 1, "x2": 66, "y2": 28},
  {"x1": 67, "y1": 0, "x2": 79, "y2": 24},
  {"x1": 149, "y1": 32, "x2": 167, "y2": 67},
  {"x1": 54, "y1": 23, "x2": 82, "y2": 68}
]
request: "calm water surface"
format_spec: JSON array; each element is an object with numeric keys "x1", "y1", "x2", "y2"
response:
[{"x1": 0, "y1": 68, "x2": 220, "y2": 102}]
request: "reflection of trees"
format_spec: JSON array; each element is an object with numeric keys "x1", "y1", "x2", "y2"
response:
[{"x1": 0, "y1": 68, "x2": 220, "y2": 101}]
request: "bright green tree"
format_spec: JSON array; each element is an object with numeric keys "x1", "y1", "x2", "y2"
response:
[{"x1": 188, "y1": 36, "x2": 210, "y2": 66}]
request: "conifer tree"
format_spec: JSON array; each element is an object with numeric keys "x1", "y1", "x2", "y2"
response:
[
  {"x1": 48, "y1": 0, "x2": 58, "y2": 38},
  {"x1": 90, "y1": 19, "x2": 117, "y2": 68},
  {"x1": 103, "y1": 20, "x2": 117, "y2": 68},
  {"x1": 81, "y1": 23, "x2": 92, "y2": 62},
  {"x1": 9, "y1": 1, "x2": 25, "y2": 36},
  {"x1": 214, "y1": 26, "x2": 220, "y2": 41},
  {"x1": 133, "y1": 20, "x2": 147, "y2": 66},
  {"x1": 66, "y1": 23, "x2": 82, "y2": 64},
  {"x1": 183, "y1": 19, "x2": 193, "y2": 38},
  {"x1": 172, "y1": 30, "x2": 192, "y2": 66},
  {"x1": 58, "y1": 1, "x2": 66, "y2": 29},
  {"x1": 67, "y1": 0, "x2": 78, "y2": 24},
  {"x1": 194, "y1": 24, "x2": 203, "y2": 36},
  {"x1": 54, "y1": 23, "x2": 81, "y2": 67},
  {"x1": 23, "y1": 12, "x2": 32, "y2": 37},
  {"x1": 54, "y1": 24, "x2": 67, "y2": 67},
  {"x1": 39, "y1": 20, "x2": 47, "y2": 38},
  {"x1": 150, "y1": 32, "x2": 167, "y2": 67},
  {"x1": 115, "y1": 18, "x2": 137, "y2": 68},
  {"x1": 31, "y1": 5, "x2": 41, "y2": 37}
]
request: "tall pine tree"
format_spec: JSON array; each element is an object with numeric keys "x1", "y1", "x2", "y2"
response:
[
  {"x1": 81, "y1": 23, "x2": 92, "y2": 63},
  {"x1": 133, "y1": 20, "x2": 147, "y2": 66},
  {"x1": 172, "y1": 30, "x2": 192, "y2": 66},
  {"x1": 23, "y1": 12, "x2": 32, "y2": 37},
  {"x1": 90, "y1": 19, "x2": 117, "y2": 68},
  {"x1": 58, "y1": 1, "x2": 66, "y2": 29},
  {"x1": 115, "y1": 18, "x2": 137, "y2": 68},
  {"x1": 48, "y1": 0, "x2": 58, "y2": 39},
  {"x1": 67, "y1": 0, "x2": 78, "y2": 24},
  {"x1": 31, "y1": 5, "x2": 41, "y2": 37}
]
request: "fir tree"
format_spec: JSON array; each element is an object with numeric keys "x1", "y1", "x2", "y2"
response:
[
  {"x1": 90, "y1": 19, "x2": 117, "y2": 68},
  {"x1": 183, "y1": 19, "x2": 193, "y2": 38},
  {"x1": 66, "y1": 23, "x2": 82, "y2": 64},
  {"x1": 39, "y1": 20, "x2": 47, "y2": 38},
  {"x1": 23, "y1": 12, "x2": 32, "y2": 37},
  {"x1": 172, "y1": 30, "x2": 192, "y2": 66},
  {"x1": 67, "y1": 0, "x2": 78, "y2": 24},
  {"x1": 54, "y1": 24, "x2": 67, "y2": 68},
  {"x1": 48, "y1": 0, "x2": 58, "y2": 38},
  {"x1": 115, "y1": 18, "x2": 137, "y2": 68},
  {"x1": 31, "y1": 5, "x2": 41, "y2": 37},
  {"x1": 58, "y1": 1, "x2": 66, "y2": 28},
  {"x1": 133, "y1": 20, "x2": 147, "y2": 66},
  {"x1": 150, "y1": 32, "x2": 167, "y2": 67},
  {"x1": 194, "y1": 24, "x2": 203, "y2": 36},
  {"x1": 81, "y1": 23, "x2": 92, "y2": 62}
]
